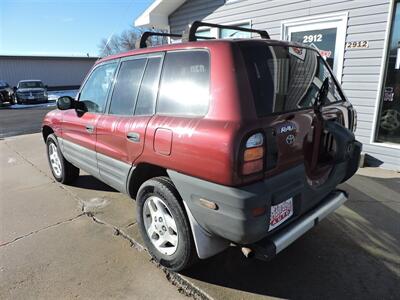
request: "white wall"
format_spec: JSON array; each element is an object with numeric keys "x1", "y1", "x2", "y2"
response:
[{"x1": 0, "y1": 56, "x2": 97, "y2": 88}]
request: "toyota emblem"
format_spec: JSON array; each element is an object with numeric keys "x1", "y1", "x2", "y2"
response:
[{"x1": 286, "y1": 134, "x2": 295, "y2": 145}]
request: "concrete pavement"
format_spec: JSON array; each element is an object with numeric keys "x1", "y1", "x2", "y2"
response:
[
  {"x1": 0, "y1": 135, "x2": 189, "y2": 300},
  {"x1": 1, "y1": 133, "x2": 399, "y2": 299}
]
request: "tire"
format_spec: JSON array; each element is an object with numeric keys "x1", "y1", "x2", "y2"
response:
[
  {"x1": 46, "y1": 134, "x2": 79, "y2": 184},
  {"x1": 137, "y1": 176, "x2": 197, "y2": 271}
]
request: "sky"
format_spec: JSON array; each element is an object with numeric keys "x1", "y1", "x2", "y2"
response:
[{"x1": 0, "y1": 0, "x2": 154, "y2": 57}]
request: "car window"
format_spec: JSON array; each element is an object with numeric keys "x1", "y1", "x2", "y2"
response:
[
  {"x1": 135, "y1": 57, "x2": 162, "y2": 115},
  {"x1": 79, "y1": 62, "x2": 117, "y2": 113},
  {"x1": 18, "y1": 81, "x2": 43, "y2": 88},
  {"x1": 157, "y1": 50, "x2": 210, "y2": 116},
  {"x1": 239, "y1": 42, "x2": 343, "y2": 116},
  {"x1": 109, "y1": 59, "x2": 147, "y2": 115}
]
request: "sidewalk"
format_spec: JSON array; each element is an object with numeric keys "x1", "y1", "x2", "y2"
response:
[{"x1": 0, "y1": 134, "x2": 189, "y2": 300}]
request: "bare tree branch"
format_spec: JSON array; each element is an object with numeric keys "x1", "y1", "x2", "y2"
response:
[{"x1": 98, "y1": 26, "x2": 169, "y2": 57}]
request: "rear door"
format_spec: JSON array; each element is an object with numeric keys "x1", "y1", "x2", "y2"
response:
[
  {"x1": 61, "y1": 61, "x2": 118, "y2": 176},
  {"x1": 239, "y1": 42, "x2": 349, "y2": 183},
  {"x1": 95, "y1": 54, "x2": 164, "y2": 192}
]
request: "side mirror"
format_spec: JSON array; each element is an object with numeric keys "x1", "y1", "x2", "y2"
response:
[
  {"x1": 57, "y1": 96, "x2": 74, "y2": 110},
  {"x1": 45, "y1": 85, "x2": 48, "y2": 89}
]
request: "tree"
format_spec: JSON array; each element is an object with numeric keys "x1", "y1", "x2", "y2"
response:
[{"x1": 98, "y1": 26, "x2": 168, "y2": 57}]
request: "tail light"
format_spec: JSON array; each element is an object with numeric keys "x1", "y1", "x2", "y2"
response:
[{"x1": 241, "y1": 132, "x2": 265, "y2": 175}]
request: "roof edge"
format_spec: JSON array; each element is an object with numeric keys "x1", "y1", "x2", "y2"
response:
[{"x1": 134, "y1": 0, "x2": 186, "y2": 29}]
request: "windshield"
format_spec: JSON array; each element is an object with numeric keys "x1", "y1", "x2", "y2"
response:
[
  {"x1": 19, "y1": 81, "x2": 44, "y2": 89},
  {"x1": 239, "y1": 42, "x2": 344, "y2": 116},
  {"x1": 0, "y1": 81, "x2": 8, "y2": 88}
]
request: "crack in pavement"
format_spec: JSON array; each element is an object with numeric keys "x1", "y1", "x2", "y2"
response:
[
  {"x1": 82, "y1": 211, "x2": 212, "y2": 300},
  {"x1": 4, "y1": 140, "x2": 212, "y2": 300},
  {"x1": 0, "y1": 213, "x2": 84, "y2": 247}
]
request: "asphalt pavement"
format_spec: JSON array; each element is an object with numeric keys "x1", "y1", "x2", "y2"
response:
[{"x1": 0, "y1": 105, "x2": 54, "y2": 139}]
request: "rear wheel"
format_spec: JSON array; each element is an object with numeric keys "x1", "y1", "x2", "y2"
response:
[
  {"x1": 46, "y1": 134, "x2": 79, "y2": 184},
  {"x1": 137, "y1": 177, "x2": 197, "y2": 271}
]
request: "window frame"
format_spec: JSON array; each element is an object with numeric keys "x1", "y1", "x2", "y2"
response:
[
  {"x1": 104, "y1": 52, "x2": 165, "y2": 117},
  {"x1": 281, "y1": 12, "x2": 348, "y2": 83},
  {"x1": 155, "y1": 48, "x2": 211, "y2": 118},
  {"x1": 77, "y1": 59, "x2": 120, "y2": 114},
  {"x1": 371, "y1": 0, "x2": 400, "y2": 148}
]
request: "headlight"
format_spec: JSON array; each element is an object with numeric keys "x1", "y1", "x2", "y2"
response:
[{"x1": 44, "y1": 91, "x2": 48, "y2": 97}]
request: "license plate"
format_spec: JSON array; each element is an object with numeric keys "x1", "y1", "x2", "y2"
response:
[
  {"x1": 269, "y1": 198, "x2": 293, "y2": 231},
  {"x1": 28, "y1": 95, "x2": 34, "y2": 100}
]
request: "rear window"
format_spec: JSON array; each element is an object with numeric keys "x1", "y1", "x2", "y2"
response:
[
  {"x1": 157, "y1": 50, "x2": 210, "y2": 116},
  {"x1": 239, "y1": 42, "x2": 343, "y2": 116}
]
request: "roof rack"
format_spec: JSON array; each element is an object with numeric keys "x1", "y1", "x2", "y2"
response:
[
  {"x1": 136, "y1": 32, "x2": 182, "y2": 49},
  {"x1": 182, "y1": 21, "x2": 270, "y2": 42}
]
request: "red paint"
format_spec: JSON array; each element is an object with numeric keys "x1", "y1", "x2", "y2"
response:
[
  {"x1": 154, "y1": 128, "x2": 172, "y2": 156},
  {"x1": 43, "y1": 40, "x2": 352, "y2": 187}
]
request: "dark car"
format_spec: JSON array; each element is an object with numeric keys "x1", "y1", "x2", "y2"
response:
[
  {"x1": 0, "y1": 80, "x2": 16, "y2": 104},
  {"x1": 15, "y1": 80, "x2": 48, "y2": 104},
  {"x1": 42, "y1": 21, "x2": 361, "y2": 271}
]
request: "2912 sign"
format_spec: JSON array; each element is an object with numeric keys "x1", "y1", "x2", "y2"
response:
[{"x1": 303, "y1": 34, "x2": 323, "y2": 43}]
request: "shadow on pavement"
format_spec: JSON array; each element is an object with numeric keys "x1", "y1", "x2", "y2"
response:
[
  {"x1": 181, "y1": 175, "x2": 400, "y2": 299},
  {"x1": 69, "y1": 175, "x2": 117, "y2": 192}
]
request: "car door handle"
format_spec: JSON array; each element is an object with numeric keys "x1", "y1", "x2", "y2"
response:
[
  {"x1": 127, "y1": 132, "x2": 140, "y2": 142},
  {"x1": 86, "y1": 125, "x2": 95, "y2": 133}
]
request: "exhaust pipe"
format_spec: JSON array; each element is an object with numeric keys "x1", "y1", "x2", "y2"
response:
[{"x1": 241, "y1": 247, "x2": 254, "y2": 258}]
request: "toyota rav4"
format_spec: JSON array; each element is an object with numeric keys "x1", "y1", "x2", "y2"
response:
[{"x1": 42, "y1": 22, "x2": 361, "y2": 271}]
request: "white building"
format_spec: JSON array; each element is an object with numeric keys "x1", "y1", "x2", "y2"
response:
[{"x1": 0, "y1": 55, "x2": 98, "y2": 89}]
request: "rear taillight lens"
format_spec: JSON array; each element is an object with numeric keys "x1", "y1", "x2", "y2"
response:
[{"x1": 241, "y1": 132, "x2": 265, "y2": 176}]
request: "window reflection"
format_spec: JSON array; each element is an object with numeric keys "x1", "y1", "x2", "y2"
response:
[{"x1": 240, "y1": 43, "x2": 342, "y2": 116}]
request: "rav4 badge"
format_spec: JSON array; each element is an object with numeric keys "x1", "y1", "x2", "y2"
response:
[{"x1": 279, "y1": 122, "x2": 297, "y2": 134}]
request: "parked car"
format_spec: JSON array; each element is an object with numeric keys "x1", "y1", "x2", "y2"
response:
[
  {"x1": 0, "y1": 80, "x2": 16, "y2": 104},
  {"x1": 15, "y1": 80, "x2": 48, "y2": 104},
  {"x1": 42, "y1": 21, "x2": 361, "y2": 271}
]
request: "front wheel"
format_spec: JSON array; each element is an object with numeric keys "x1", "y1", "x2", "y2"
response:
[
  {"x1": 46, "y1": 134, "x2": 79, "y2": 184},
  {"x1": 137, "y1": 177, "x2": 197, "y2": 271}
]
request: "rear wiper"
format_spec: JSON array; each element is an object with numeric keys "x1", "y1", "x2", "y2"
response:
[{"x1": 314, "y1": 77, "x2": 329, "y2": 114}]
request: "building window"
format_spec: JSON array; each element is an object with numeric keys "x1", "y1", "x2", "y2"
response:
[
  {"x1": 376, "y1": 0, "x2": 400, "y2": 144},
  {"x1": 282, "y1": 13, "x2": 348, "y2": 81},
  {"x1": 220, "y1": 22, "x2": 251, "y2": 39}
]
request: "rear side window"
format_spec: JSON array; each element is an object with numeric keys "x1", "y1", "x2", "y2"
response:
[
  {"x1": 239, "y1": 42, "x2": 343, "y2": 116},
  {"x1": 109, "y1": 59, "x2": 146, "y2": 115},
  {"x1": 135, "y1": 57, "x2": 162, "y2": 115},
  {"x1": 157, "y1": 50, "x2": 210, "y2": 116}
]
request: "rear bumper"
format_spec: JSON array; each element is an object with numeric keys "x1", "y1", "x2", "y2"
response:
[
  {"x1": 251, "y1": 190, "x2": 347, "y2": 260},
  {"x1": 168, "y1": 140, "x2": 360, "y2": 245}
]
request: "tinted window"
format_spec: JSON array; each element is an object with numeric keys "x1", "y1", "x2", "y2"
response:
[
  {"x1": 109, "y1": 59, "x2": 146, "y2": 115},
  {"x1": 157, "y1": 51, "x2": 210, "y2": 116},
  {"x1": 19, "y1": 81, "x2": 43, "y2": 88},
  {"x1": 135, "y1": 57, "x2": 162, "y2": 115},
  {"x1": 79, "y1": 63, "x2": 117, "y2": 113},
  {"x1": 240, "y1": 43, "x2": 343, "y2": 116}
]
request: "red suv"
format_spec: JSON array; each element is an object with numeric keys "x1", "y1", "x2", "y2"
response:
[{"x1": 43, "y1": 22, "x2": 361, "y2": 271}]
